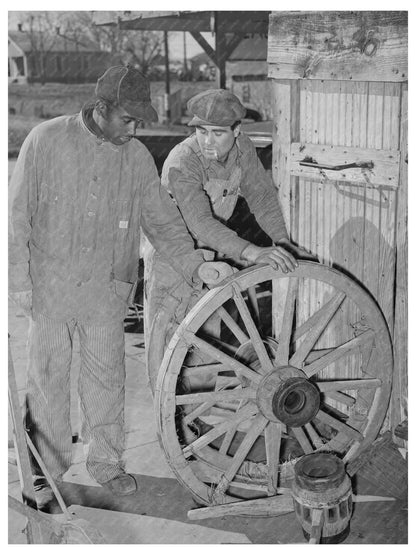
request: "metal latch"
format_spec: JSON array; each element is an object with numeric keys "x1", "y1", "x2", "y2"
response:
[{"x1": 299, "y1": 156, "x2": 374, "y2": 171}]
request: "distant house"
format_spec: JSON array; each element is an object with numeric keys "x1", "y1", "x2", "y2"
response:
[
  {"x1": 226, "y1": 35, "x2": 268, "y2": 83},
  {"x1": 8, "y1": 29, "x2": 115, "y2": 84}
]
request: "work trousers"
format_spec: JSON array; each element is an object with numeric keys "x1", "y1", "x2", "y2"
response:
[
  {"x1": 143, "y1": 242, "x2": 202, "y2": 394},
  {"x1": 25, "y1": 312, "x2": 126, "y2": 484},
  {"x1": 143, "y1": 242, "x2": 228, "y2": 395}
]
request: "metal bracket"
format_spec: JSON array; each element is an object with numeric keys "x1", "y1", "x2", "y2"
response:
[{"x1": 299, "y1": 156, "x2": 374, "y2": 171}]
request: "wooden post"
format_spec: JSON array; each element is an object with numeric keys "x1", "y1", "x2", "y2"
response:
[
  {"x1": 392, "y1": 83, "x2": 408, "y2": 442},
  {"x1": 163, "y1": 30, "x2": 170, "y2": 124},
  {"x1": 214, "y1": 14, "x2": 227, "y2": 88}
]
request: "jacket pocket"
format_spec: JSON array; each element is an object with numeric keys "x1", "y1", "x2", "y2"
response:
[{"x1": 112, "y1": 199, "x2": 139, "y2": 283}]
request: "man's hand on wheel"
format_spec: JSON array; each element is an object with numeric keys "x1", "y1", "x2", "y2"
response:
[
  {"x1": 241, "y1": 244, "x2": 298, "y2": 273},
  {"x1": 275, "y1": 238, "x2": 318, "y2": 261}
]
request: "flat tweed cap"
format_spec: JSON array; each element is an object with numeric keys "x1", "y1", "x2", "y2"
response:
[
  {"x1": 187, "y1": 89, "x2": 246, "y2": 126},
  {"x1": 96, "y1": 65, "x2": 158, "y2": 122}
]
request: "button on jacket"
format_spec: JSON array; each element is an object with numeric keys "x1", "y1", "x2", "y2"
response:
[
  {"x1": 8, "y1": 107, "x2": 203, "y2": 323},
  {"x1": 161, "y1": 132, "x2": 289, "y2": 261}
]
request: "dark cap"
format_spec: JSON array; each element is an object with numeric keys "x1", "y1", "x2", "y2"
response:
[
  {"x1": 187, "y1": 89, "x2": 246, "y2": 127},
  {"x1": 95, "y1": 65, "x2": 158, "y2": 122}
]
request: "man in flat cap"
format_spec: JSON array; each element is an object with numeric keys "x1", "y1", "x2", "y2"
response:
[
  {"x1": 144, "y1": 89, "x2": 301, "y2": 392},
  {"x1": 9, "y1": 65, "x2": 205, "y2": 507}
]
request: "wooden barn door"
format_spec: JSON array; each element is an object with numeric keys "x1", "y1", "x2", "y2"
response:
[{"x1": 268, "y1": 11, "x2": 408, "y2": 434}]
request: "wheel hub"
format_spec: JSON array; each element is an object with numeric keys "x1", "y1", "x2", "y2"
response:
[{"x1": 256, "y1": 366, "x2": 321, "y2": 426}]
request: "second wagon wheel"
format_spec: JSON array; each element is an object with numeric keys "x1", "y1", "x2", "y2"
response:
[{"x1": 154, "y1": 262, "x2": 392, "y2": 507}]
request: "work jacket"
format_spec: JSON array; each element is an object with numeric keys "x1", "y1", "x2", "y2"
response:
[
  {"x1": 161, "y1": 132, "x2": 289, "y2": 262},
  {"x1": 8, "y1": 107, "x2": 203, "y2": 322}
]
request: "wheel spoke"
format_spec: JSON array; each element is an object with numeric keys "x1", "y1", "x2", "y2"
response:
[
  {"x1": 183, "y1": 363, "x2": 229, "y2": 375},
  {"x1": 272, "y1": 278, "x2": 287, "y2": 339},
  {"x1": 324, "y1": 390, "x2": 356, "y2": 407},
  {"x1": 316, "y1": 409, "x2": 363, "y2": 441},
  {"x1": 182, "y1": 403, "x2": 258, "y2": 458},
  {"x1": 176, "y1": 388, "x2": 256, "y2": 405},
  {"x1": 303, "y1": 330, "x2": 375, "y2": 377},
  {"x1": 292, "y1": 426, "x2": 314, "y2": 454},
  {"x1": 216, "y1": 306, "x2": 249, "y2": 344},
  {"x1": 247, "y1": 286, "x2": 260, "y2": 322},
  {"x1": 265, "y1": 422, "x2": 283, "y2": 495},
  {"x1": 305, "y1": 348, "x2": 334, "y2": 364},
  {"x1": 214, "y1": 414, "x2": 268, "y2": 495},
  {"x1": 198, "y1": 333, "x2": 239, "y2": 354},
  {"x1": 290, "y1": 291, "x2": 346, "y2": 368},
  {"x1": 293, "y1": 291, "x2": 345, "y2": 342},
  {"x1": 275, "y1": 278, "x2": 298, "y2": 365},
  {"x1": 184, "y1": 401, "x2": 215, "y2": 425},
  {"x1": 317, "y1": 378, "x2": 381, "y2": 393},
  {"x1": 182, "y1": 331, "x2": 262, "y2": 384},
  {"x1": 182, "y1": 364, "x2": 238, "y2": 390},
  {"x1": 215, "y1": 375, "x2": 242, "y2": 390},
  {"x1": 305, "y1": 422, "x2": 325, "y2": 448},
  {"x1": 219, "y1": 424, "x2": 238, "y2": 455},
  {"x1": 232, "y1": 283, "x2": 274, "y2": 374},
  {"x1": 219, "y1": 399, "x2": 248, "y2": 454}
]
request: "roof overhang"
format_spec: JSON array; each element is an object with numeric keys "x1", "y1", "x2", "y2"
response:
[{"x1": 94, "y1": 11, "x2": 270, "y2": 35}]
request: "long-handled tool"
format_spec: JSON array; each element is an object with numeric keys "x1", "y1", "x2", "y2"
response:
[{"x1": 8, "y1": 337, "x2": 106, "y2": 544}]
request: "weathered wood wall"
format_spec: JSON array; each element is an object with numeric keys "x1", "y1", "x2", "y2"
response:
[
  {"x1": 268, "y1": 11, "x2": 407, "y2": 82},
  {"x1": 268, "y1": 11, "x2": 407, "y2": 436}
]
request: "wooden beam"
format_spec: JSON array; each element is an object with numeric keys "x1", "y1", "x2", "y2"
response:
[
  {"x1": 118, "y1": 13, "x2": 211, "y2": 33},
  {"x1": 190, "y1": 31, "x2": 216, "y2": 65},
  {"x1": 113, "y1": 11, "x2": 270, "y2": 34}
]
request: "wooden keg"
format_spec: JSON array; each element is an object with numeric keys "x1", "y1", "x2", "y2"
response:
[{"x1": 291, "y1": 453, "x2": 352, "y2": 544}]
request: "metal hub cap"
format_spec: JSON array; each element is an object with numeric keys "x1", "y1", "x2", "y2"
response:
[{"x1": 256, "y1": 366, "x2": 321, "y2": 425}]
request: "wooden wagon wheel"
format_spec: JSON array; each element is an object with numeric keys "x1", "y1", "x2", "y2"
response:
[{"x1": 154, "y1": 262, "x2": 393, "y2": 507}]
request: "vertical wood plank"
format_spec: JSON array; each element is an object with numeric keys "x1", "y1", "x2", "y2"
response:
[
  {"x1": 376, "y1": 188, "x2": 396, "y2": 333},
  {"x1": 272, "y1": 80, "x2": 297, "y2": 337},
  {"x1": 318, "y1": 79, "x2": 327, "y2": 145},
  {"x1": 344, "y1": 82, "x2": 353, "y2": 147},
  {"x1": 272, "y1": 79, "x2": 292, "y2": 228},
  {"x1": 392, "y1": 83, "x2": 408, "y2": 440},
  {"x1": 360, "y1": 82, "x2": 369, "y2": 147}
]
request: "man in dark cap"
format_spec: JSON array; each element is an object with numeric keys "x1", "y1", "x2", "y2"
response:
[
  {"x1": 9, "y1": 65, "x2": 205, "y2": 506},
  {"x1": 144, "y1": 89, "x2": 301, "y2": 392}
]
